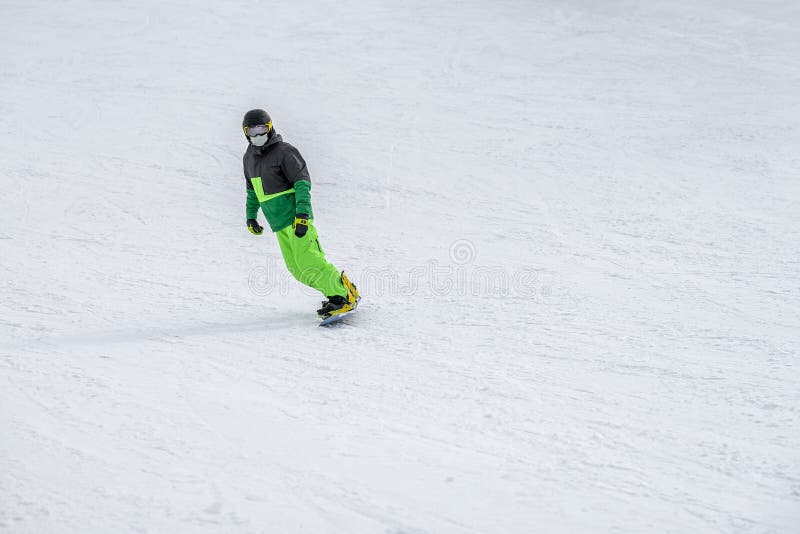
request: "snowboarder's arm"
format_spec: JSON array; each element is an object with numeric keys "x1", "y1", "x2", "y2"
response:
[
  {"x1": 245, "y1": 178, "x2": 262, "y2": 234},
  {"x1": 281, "y1": 146, "x2": 312, "y2": 216},
  {"x1": 294, "y1": 180, "x2": 311, "y2": 216},
  {"x1": 244, "y1": 157, "x2": 259, "y2": 219},
  {"x1": 246, "y1": 184, "x2": 260, "y2": 219}
]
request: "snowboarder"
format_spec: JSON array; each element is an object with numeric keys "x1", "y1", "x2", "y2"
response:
[{"x1": 241, "y1": 109, "x2": 359, "y2": 319}]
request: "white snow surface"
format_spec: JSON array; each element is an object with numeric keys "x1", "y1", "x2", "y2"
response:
[{"x1": 1, "y1": 1, "x2": 799, "y2": 532}]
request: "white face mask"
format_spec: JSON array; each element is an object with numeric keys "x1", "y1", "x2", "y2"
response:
[{"x1": 250, "y1": 134, "x2": 269, "y2": 147}]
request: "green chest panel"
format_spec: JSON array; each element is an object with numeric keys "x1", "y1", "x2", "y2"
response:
[{"x1": 250, "y1": 177, "x2": 295, "y2": 203}]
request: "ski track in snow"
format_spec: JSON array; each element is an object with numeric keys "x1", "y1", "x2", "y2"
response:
[{"x1": 1, "y1": 1, "x2": 799, "y2": 533}]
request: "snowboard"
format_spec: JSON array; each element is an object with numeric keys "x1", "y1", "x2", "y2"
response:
[{"x1": 319, "y1": 298, "x2": 360, "y2": 326}]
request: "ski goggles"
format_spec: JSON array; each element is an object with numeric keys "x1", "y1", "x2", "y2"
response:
[{"x1": 243, "y1": 121, "x2": 272, "y2": 137}]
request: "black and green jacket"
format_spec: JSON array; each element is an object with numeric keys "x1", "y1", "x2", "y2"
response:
[{"x1": 244, "y1": 133, "x2": 313, "y2": 232}]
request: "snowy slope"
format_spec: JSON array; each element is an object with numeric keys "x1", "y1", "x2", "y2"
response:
[{"x1": 1, "y1": 0, "x2": 799, "y2": 532}]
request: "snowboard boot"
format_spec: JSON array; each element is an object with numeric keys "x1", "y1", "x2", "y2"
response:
[
  {"x1": 317, "y1": 295, "x2": 353, "y2": 319},
  {"x1": 316, "y1": 298, "x2": 335, "y2": 316}
]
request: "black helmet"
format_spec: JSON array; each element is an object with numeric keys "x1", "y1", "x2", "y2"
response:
[{"x1": 242, "y1": 109, "x2": 273, "y2": 138}]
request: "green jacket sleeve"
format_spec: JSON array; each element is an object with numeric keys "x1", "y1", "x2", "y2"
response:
[
  {"x1": 246, "y1": 186, "x2": 260, "y2": 219},
  {"x1": 279, "y1": 146, "x2": 313, "y2": 216},
  {"x1": 294, "y1": 179, "x2": 312, "y2": 216}
]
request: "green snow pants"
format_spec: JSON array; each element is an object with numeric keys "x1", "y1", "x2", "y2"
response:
[{"x1": 275, "y1": 222, "x2": 348, "y2": 298}]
